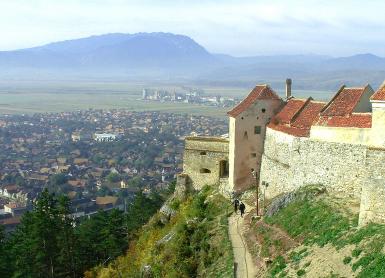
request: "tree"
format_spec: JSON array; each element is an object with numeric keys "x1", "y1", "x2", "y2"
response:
[
  {"x1": 76, "y1": 209, "x2": 127, "y2": 270},
  {"x1": 0, "y1": 225, "x2": 11, "y2": 277},
  {"x1": 50, "y1": 173, "x2": 68, "y2": 186},
  {"x1": 106, "y1": 172, "x2": 121, "y2": 183},
  {"x1": 9, "y1": 189, "x2": 79, "y2": 278}
]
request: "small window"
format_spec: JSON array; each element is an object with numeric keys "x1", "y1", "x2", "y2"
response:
[
  {"x1": 251, "y1": 153, "x2": 257, "y2": 158},
  {"x1": 262, "y1": 108, "x2": 266, "y2": 113},
  {"x1": 200, "y1": 151, "x2": 207, "y2": 155},
  {"x1": 200, "y1": 168, "x2": 211, "y2": 173},
  {"x1": 243, "y1": 131, "x2": 248, "y2": 139},
  {"x1": 241, "y1": 117, "x2": 244, "y2": 120},
  {"x1": 254, "y1": 126, "x2": 261, "y2": 134}
]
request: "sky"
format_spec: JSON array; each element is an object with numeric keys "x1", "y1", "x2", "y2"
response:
[{"x1": 1, "y1": 0, "x2": 385, "y2": 57}]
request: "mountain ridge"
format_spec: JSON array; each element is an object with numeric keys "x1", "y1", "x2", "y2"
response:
[{"x1": 1, "y1": 32, "x2": 385, "y2": 89}]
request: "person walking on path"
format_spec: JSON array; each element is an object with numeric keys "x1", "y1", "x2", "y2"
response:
[
  {"x1": 239, "y1": 202, "x2": 246, "y2": 217},
  {"x1": 234, "y1": 199, "x2": 240, "y2": 214}
]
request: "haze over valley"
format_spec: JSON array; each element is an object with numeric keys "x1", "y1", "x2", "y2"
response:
[{"x1": 2, "y1": 32, "x2": 385, "y2": 91}]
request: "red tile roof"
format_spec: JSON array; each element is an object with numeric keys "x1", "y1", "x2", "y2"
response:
[
  {"x1": 274, "y1": 99, "x2": 306, "y2": 124},
  {"x1": 321, "y1": 86, "x2": 366, "y2": 116},
  {"x1": 315, "y1": 114, "x2": 372, "y2": 128},
  {"x1": 292, "y1": 101, "x2": 326, "y2": 128},
  {"x1": 227, "y1": 85, "x2": 280, "y2": 117},
  {"x1": 371, "y1": 85, "x2": 385, "y2": 101},
  {"x1": 268, "y1": 98, "x2": 326, "y2": 137},
  {"x1": 267, "y1": 123, "x2": 311, "y2": 137}
]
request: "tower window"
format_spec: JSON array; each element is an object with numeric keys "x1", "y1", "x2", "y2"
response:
[
  {"x1": 262, "y1": 108, "x2": 266, "y2": 113},
  {"x1": 251, "y1": 153, "x2": 257, "y2": 158},
  {"x1": 200, "y1": 151, "x2": 207, "y2": 155},
  {"x1": 254, "y1": 126, "x2": 261, "y2": 134},
  {"x1": 200, "y1": 168, "x2": 211, "y2": 174},
  {"x1": 243, "y1": 131, "x2": 248, "y2": 139}
]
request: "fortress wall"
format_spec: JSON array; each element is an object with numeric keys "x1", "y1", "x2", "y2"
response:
[
  {"x1": 183, "y1": 137, "x2": 229, "y2": 191},
  {"x1": 260, "y1": 128, "x2": 366, "y2": 200},
  {"x1": 259, "y1": 129, "x2": 299, "y2": 197},
  {"x1": 359, "y1": 148, "x2": 385, "y2": 226},
  {"x1": 292, "y1": 139, "x2": 366, "y2": 198}
]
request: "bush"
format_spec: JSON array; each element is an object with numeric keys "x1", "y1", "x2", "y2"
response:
[
  {"x1": 270, "y1": 256, "x2": 286, "y2": 277},
  {"x1": 343, "y1": 256, "x2": 352, "y2": 265}
]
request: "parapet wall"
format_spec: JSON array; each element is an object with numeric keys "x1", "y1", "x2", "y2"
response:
[
  {"x1": 260, "y1": 128, "x2": 366, "y2": 200},
  {"x1": 183, "y1": 136, "x2": 229, "y2": 191}
]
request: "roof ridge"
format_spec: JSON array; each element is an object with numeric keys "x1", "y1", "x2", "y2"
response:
[
  {"x1": 320, "y1": 85, "x2": 346, "y2": 115},
  {"x1": 290, "y1": 97, "x2": 313, "y2": 125},
  {"x1": 370, "y1": 82, "x2": 385, "y2": 101},
  {"x1": 227, "y1": 84, "x2": 281, "y2": 117}
]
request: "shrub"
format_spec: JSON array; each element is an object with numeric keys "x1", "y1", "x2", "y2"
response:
[
  {"x1": 270, "y1": 256, "x2": 286, "y2": 277},
  {"x1": 343, "y1": 256, "x2": 352, "y2": 265}
]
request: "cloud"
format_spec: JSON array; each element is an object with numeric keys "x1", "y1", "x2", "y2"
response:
[{"x1": 0, "y1": 0, "x2": 385, "y2": 56}]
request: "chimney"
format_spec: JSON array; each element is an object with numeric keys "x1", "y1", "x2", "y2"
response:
[{"x1": 286, "y1": 78, "x2": 292, "y2": 99}]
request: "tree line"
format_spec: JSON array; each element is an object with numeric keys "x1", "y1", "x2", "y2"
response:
[{"x1": 0, "y1": 187, "x2": 169, "y2": 278}]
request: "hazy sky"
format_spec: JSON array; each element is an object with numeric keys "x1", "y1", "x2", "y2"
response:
[{"x1": 1, "y1": 0, "x2": 385, "y2": 56}]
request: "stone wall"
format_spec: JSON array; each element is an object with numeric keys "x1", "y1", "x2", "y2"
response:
[
  {"x1": 359, "y1": 148, "x2": 385, "y2": 226},
  {"x1": 260, "y1": 128, "x2": 367, "y2": 200},
  {"x1": 183, "y1": 136, "x2": 229, "y2": 191}
]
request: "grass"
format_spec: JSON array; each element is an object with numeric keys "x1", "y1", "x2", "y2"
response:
[
  {"x1": 270, "y1": 256, "x2": 286, "y2": 277},
  {"x1": 91, "y1": 186, "x2": 234, "y2": 278},
  {"x1": 289, "y1": 248, "x2": 308, "y2": 264},
  {"x1": 0, "y1": 80, "x2": 331, "y2": 116},
  {"x1": 259, "y1": 188, "x2": 385, "y2": 278},
  {"x1": 265, "y1": 198, "x2": 353, "y2": 247}
]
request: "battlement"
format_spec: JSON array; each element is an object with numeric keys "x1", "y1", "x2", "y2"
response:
[{"x1": 185, "y1": 136, "x2": 229, "y2": 153}]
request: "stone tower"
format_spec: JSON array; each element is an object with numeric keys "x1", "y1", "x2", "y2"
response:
[{"x1": 227, "y1": 85, "x2": 283, "y2": 192}]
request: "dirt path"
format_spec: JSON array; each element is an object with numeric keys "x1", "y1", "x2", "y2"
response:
[{"x1": 228, "y1": 205, "x2": 256, "y2": 278}]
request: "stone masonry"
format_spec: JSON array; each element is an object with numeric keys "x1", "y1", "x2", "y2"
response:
[{"x1": 182, "y1": 136, "x2": 230, "y2": 192}]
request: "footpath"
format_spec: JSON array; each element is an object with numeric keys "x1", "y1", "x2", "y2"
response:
[{"x1": 228, "y1": 205, "x2": 256, "y2": 278}]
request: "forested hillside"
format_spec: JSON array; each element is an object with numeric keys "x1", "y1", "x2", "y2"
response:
[
  {"x1": 91, "y1": 186, "x2": 234, "y2": 278},
  {"x1": 0, "y1": 186, "x2": 171, "y2": 277}
]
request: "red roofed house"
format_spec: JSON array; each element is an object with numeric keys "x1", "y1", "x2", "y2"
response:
[{"x1": 227, "y1": 84, "x2": 283, "y2": 191}]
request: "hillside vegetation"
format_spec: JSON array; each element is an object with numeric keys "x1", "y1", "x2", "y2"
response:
[
  {"x1": 245, "y1": 186, "x2": 385, "y2": 277},
  {"x1": 90, "y1": 186, "x2": 234, "y2": 278}
]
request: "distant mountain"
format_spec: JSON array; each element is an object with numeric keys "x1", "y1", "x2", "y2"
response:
[
  {"x1": 322, "y1": 53, "x2": 385, "y2": 71},
  {"x1": 0, "y1": 33, "x2": 218, "y2": 75},
  {"x1": 1, "y1": 33, "x2": 385, "y2": 89}
]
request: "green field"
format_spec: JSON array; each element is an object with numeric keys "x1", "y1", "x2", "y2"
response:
[{"x1": 0, "y1": 80, "x2": 332, "y2": 117}]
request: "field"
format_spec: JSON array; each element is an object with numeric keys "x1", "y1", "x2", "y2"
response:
[{"x1": 0, "y1": 80, "x2": 333, "y2": 117}]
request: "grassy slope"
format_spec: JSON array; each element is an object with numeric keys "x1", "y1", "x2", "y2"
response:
[
  {"x1": 248, "y1": 190, "x2": 385, "y2": 277},
  {"x1": 89, "y1": 186, "x2": 234, "y2": 278}
]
